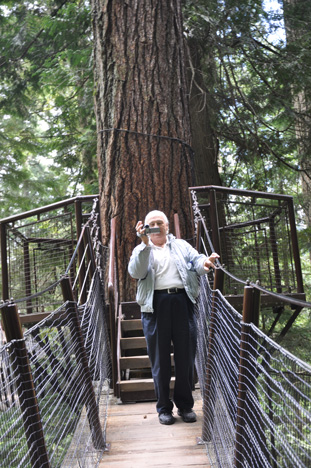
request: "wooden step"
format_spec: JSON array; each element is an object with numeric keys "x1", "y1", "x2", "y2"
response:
[
  {"x1": 120, "y1": 355, "x2": 151, "y2": 370},
  {"x1": 120, "y1": 336, "x2": 147, "y2": 350},
  {"x1": 118, "y1": 377, "x2": 175, "y2": 393},
  {"x1": 117, "y1": 377, "x2": 175, "y2": 403},
  {"x1": 120, "y1": 301, "x2": 141, "y2": 319},
  {"x1": 121, "y1": 319, "x2": 142, "y2": 332},
  {"x1": 120, "y1": 354, "x2": 174, "y2": 370}
]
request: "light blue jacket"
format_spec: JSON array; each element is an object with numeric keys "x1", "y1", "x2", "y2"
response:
[{"x1": 128, "y1": 234, "x2": 208, "y2": 312}]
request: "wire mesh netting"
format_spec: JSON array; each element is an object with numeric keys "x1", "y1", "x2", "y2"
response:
[
  {"x1": 195, "y1": 275, "x2": 311, "y2": 468},
  {"x1": 3, "y1": 200, "x2": 95, "y2": 315},
  {"x1": 191, "y1": 189, "x2": 299, "y2": 297},
  {"x1": 1, "y1": 190, "x2": 311, "y2": 468},
  {"x1": 0, "y1": 271, "x2": 111, "y2": 468},
  {"x1": 0, "y1": 197, "x2": 112, "y2": 467},
  {"x1": 7, "y1": 212, "x2": 75, "y2": 313}
]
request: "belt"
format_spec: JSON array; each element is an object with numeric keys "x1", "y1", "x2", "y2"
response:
[{"x1": 154, "y1": 288, "x2": 185, "y2": 294}]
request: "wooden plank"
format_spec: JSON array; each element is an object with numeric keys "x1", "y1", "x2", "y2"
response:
[
  {"x1": 118, "y1": 377, "x2": 175, "y2": 392},
  {"x1": 120, "y1": 337, "x2": 147, "y2": 350},
  {"x1": 119, "y1": 389, "x2": 157, "y2": 403},
  {"x1": 121, "y1": 319, "x2": 142, "y2": 332},
  {"x1": 20, "y1": 312, "x2": 52, "y2": 324},
  {"x1": 19, "y1": 310, "x2": 64, "y2": 324},
  {"x1": 118, "y1": 388, "x2": 175, "y2": 404},
  {"x1": 120, "y1": 301, "x2": 141, "y2": 319},
  {"x1": 120, "y1": 355, "x2": 151, "y2": 370},
  {"x1": 118, "y1": 378, "x2": 155, "y2": 392},
  {"x1": 120, "y1": 354, "x2": 174, "y2": 370},
  {"x1": 99, "y1": 387, "x2": 210, "y2": 468}
]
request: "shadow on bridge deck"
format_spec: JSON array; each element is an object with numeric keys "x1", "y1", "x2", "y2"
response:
[{"x1": 100, "y1": 385, "x2": 210, "y2": 468}]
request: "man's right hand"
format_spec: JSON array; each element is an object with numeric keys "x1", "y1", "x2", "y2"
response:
[{"x1": 136, "y1": 221, "x2": 149, "y2": 245}]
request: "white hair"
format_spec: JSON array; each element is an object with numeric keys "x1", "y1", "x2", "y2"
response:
[{"x1": 144, "y1": 210, "x2": 169, "y2": 226}]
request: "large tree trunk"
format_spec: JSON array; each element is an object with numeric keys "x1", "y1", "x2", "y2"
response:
[
  {"x1": 283, "y1": 0, "x2": 311, "y2": 259},
  {"x1": 186, "y1": 37, "x2": 222, "y2": 187},
  {"x1": 92, "y1": 0, "x2": 194, "y2": 301}
]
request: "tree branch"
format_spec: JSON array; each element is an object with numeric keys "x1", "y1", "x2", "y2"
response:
[{"x1": 0, "y1": 0, "x2": 71, "y2": 68}]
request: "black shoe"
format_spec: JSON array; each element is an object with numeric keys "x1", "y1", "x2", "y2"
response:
[
  {"x1": 159, "y1": 412, "x2": 175, "y2": 425},
  {"x1": 177, "y1": 408, "x2": 197, "y2": 423}
]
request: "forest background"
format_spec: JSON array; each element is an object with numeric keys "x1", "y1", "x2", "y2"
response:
[{"x1": 1, "y1": 0, "x2": 311, "y2": 362}]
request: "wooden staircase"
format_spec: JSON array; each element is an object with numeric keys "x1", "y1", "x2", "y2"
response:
[{"x1": 116, "y1": 302, "x2": 175, "y2": 402}]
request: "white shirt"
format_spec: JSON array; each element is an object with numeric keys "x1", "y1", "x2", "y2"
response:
[{"x1": 152, "y1": 243, "x2": 184, "y2": 290}]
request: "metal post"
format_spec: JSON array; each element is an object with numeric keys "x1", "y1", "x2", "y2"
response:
[
  {"x1": 269, "y1": 217, "x2": 282, "y2": 293},
  {"x1": 75, "y1": 200, "x2": 87, "y2": 304},
  {"x1": 60, "y1": 276, "x2": 105, "y2": 450},
  {"x1": 287, "y1": 199, "x2": 304, "y2": 293},
  {"x1": 23, "y1": 240, "x2": 33, "y2": 314},
  {"x1": 209, "y1": 189, "x2": 221, "y2": 255},
  {"x1": 234, "y1": 285, "x2": 260, "y2": 468},
  {"x1": 195, "y1": 219, "x2": 202, "y2": 252},
  {"x1": 85, "y1": 226, "x2": 96, "y2": 279},
  {"x1": 1, "y1": 303, "x2": 50, "y2": 468},
  {"x1": 0, "y1": 223, "x2": 9, "y2": 301},
  {"x1": 82, "y1": 228, "x2": 92, "y2": 289}
]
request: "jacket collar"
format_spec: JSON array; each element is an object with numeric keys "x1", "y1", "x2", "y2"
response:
[{"x1": 166, "y1": 233, "x2": 176, "y2": 244}]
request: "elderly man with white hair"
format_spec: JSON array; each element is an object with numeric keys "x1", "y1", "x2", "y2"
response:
[{"x1": 128, "y1": 210, "x2": 219, "y2": 425}]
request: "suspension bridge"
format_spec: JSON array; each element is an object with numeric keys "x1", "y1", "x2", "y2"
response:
[{"x1": 0, "y1": 186, "x2": 310, "y2": 468}]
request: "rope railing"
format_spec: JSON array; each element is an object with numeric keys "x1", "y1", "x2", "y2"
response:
[{"x1": 195, "y1": 275, "x2": 311, "y2": 468}]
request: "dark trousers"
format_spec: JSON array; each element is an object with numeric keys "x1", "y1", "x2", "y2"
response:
[{"x1": 141, "y1": 290, "x2": 197, "y2": 414}]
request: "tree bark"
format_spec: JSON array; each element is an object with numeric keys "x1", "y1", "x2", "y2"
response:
[
  {"x1": 283, "y1": 0, "x2": 311, "y2": 259},
  {"x1": 186, "y1": 37, "x2": 222, "y2": 187},
  {"x1": 92, "y1": 0, "x2": 194, "y2": 301}
]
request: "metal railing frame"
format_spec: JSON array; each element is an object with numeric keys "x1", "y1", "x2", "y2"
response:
[
  {"x1": 0, "y1": 195, "x2": 98, "y2": 303},
  {"x1": 191, "y1": 186, "x2": 311, "y2": 467}
]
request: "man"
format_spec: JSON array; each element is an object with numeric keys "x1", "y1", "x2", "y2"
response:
[{"x1": 128, "y1": 210, "x2": 219, "y2": 425}]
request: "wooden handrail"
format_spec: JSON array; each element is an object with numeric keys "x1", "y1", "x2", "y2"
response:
[
  {"x1": 108, "y1": 218, "x2": 116, "y2": 292},
  {"x1": 108, "y1": 217, "x2": 118, "y2": 395},
  {"x1": 116, "y1": 304, "x2": 122, "y2": 398}
]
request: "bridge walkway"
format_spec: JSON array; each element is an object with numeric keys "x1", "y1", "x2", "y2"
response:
[{"x1": 100, "y1": 384, "x2": 209, "y2": 468}]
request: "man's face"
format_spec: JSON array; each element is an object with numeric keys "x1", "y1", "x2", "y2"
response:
[{"x1": 145, "y1": 214, "x2": 168, "y2": 241}]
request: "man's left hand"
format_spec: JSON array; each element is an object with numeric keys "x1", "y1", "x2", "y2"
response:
[{"x1": 204, "y1": 252, "x2": 220, "y2": 271}]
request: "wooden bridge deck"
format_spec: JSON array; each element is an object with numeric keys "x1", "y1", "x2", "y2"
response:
[{"x1": 100, "y1": 386, "x2": 210, "y2": 467}]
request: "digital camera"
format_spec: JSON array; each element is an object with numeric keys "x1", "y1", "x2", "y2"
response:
[{"x1": 144, "y1": 225, "x2": 160, "y2": 234}]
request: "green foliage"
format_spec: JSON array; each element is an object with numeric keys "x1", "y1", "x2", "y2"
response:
[
  {"x1": 267, "y1": 307, "x2": 311, "y2": 365},
  {"x1": 183, "y1": 0, "x2": 311, "y2": 362},
  {"x1": 2, "y1": 0, "x2": 311, "y2": 213},
  {"x1": 0, "y1": 0, "x2": 98, "y2": 218},
  {"x1": 0, "y1": 0, "x2": 310, "y2": 361},
  {"x1": 183, "y1": 0, "x2": 311, "y2": 197},
  {"x1": 0, "y1": 391, "x2": 83, "y2": 467}
]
